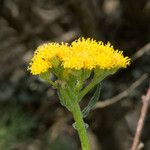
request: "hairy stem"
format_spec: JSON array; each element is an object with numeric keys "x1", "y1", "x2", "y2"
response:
[{"x1": 71, "y1": 101, "x2": 91, "y2": 150}]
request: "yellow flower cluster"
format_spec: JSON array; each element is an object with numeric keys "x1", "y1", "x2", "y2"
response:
[{"x1": 28, "y1": 38, "x2": 130, "y2": 75}]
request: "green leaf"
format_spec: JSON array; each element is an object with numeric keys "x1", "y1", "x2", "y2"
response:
[
  {"x1": 57, "y1": 88, "x2": 66, "y2": 107},
  {"x1": 82, "y1": 83, "x2": 101, "y2": 118},
  {"x1": 57, "y1": 86, "x2": 75, "y2": 111}
]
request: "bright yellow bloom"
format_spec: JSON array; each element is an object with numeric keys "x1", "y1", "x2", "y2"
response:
[
  {"x1": 28, "y1": 43, "x2": 70, "y2": 75},
  {"x1": 28, "y1": 38, "x2": 130, "y2": 75}
]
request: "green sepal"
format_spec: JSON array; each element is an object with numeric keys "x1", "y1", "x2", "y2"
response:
[
  {"x1": 39, "y1": 71, "x2": 51, "y2": 81},
  {"x1": 82, "y1": 83, "x2": 101, "y2": 118},
  {"x1": 94, "y1": 68, "x2": 117, "y2": 78},
  {"x1": 39, "y1": 71, "x2": 57, "y2": 88}
]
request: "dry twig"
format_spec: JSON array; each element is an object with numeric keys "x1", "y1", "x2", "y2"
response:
[
  {"x1": 132, "y1": 43, "x2": 150, "y2": 61},
  {"x1": 94, "y1": 74, "x2": 148, "y2": 109},
  {"x1": 130, "y1": 86, "x2": 150, "y2": 150}
]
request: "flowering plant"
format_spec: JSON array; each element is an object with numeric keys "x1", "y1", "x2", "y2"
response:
[{"x1": 28, "y1": 38, "x2": 130, "y2": 150}]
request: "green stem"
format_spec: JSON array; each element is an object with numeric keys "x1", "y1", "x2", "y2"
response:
[
  {"x1": 47, "y1": 78, "x2": 57, "y2": 88},
  {"x1": 78, "y1": 74, "x2": 108, "y2": 102},
  {"x1": 71, "y1": 102, "x2": 91, "y2": 150},
  {"x1": 78, "y1": 78, "x2": 99, "y2": 101}
]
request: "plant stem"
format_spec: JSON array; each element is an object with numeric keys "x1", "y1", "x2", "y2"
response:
[
  {"x1": 47, "y1": 78, "x2": 57, "y2": 88},
  {"x1": 39, "y1": 73, "x2": 57, "y2": 88},
  {"x1": 78, "y1": 78, "x2": 99, "y2": 101},
  {"x1": 71, "y1": 102, "x2": 91, "y2": 150},
  {"x1": 78, "y1": 73, "x2": 109, "y2": 101}
]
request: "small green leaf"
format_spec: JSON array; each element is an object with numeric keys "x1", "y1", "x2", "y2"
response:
[
  {"x1": 57, "y1": 88, "x2": 66, "y2": 107},
  {"x1": 82, "y1": 83, "x2": 101, "y2": 118}
]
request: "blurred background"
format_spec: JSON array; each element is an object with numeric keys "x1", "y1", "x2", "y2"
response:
[{"x1": 0, "y1": 0, "x2": 150, "y2": 149}]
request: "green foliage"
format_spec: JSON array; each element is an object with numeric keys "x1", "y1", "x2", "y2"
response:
[
  {"x1": 49, "y1": 136, "x2": 78, "y2": 150},
  {"x1": 82, "y1": 83, "x2": 101, "y2": 118},
  {"x1": 0, "y1": 105, "x2": 36, "y2": 150}
]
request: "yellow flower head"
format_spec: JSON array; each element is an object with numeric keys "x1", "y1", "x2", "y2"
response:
[
  {"x1": 28, "y1": 38, "x2": 130, "y2": 75},
  {"x1": 28, "y1": 42, "x2": 70, "y2": 75}
]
